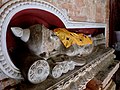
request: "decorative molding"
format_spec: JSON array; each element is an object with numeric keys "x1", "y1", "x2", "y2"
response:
[
  {"x1": 28, "y1": 60, "x2": 50, "y2": 84},
  {"x1": 47, "y1": 48, "x2": 115, "y2": 90},
  {"x1": 0, "y1": 0, "x2": 106, "y2": 80}
]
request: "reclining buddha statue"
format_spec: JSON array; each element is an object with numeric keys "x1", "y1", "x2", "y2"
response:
[{"x1": 11, "y1": 24, "x2": 105, "y2": 84}]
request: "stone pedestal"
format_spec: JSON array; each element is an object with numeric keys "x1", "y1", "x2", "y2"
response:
[{"x1": 16, "y1": 45, "x2": 119, "y2": 90}]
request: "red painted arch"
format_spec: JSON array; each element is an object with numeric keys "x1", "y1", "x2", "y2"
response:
[
  {"x1": 7, "y1": 9, "x2": 65, "y2": 54},
  {"x1": 6, "y1": 9, "x2": 104, "y2": 57}
]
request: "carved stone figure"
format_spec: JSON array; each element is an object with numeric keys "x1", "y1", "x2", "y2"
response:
[
  {"x1": 11, "y1": 24, "x2": 105, "y2": 81},
  {"x1": 47, "y1": 54, "x2": 86, "y2": 78},
  {"x1": 11, "y1": 24, "x2": 95, "y2": 57}
]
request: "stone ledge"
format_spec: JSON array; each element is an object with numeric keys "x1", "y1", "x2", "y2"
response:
[
  {"x1": 16, "y1": 46, "x2": 115, "y2": 90},
  {"x1": 95, "y1": 60, "x2": 119, "y2": 89}
]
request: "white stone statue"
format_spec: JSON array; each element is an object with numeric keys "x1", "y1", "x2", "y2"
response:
[
  {"x1": 11, "y1": 24, "x2": 105, "y2": 79},
  {"x1": 11, "y1": 24, "x2": 94, "y2": 57}
]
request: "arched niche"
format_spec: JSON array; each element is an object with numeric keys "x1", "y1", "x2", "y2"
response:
[{"x1": 0, "y1": 0, "x2": 106, "y2": 79}]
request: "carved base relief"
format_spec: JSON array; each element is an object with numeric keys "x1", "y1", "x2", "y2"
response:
[{"x1": 28, "y1": 60, "x2": 50, "y2": 84}]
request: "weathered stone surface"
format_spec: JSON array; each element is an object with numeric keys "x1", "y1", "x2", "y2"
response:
[
  {"x1": 15, "y1": 45, "x2": 116, "y2": 90},
  {"x1": 104, "y1": 80, "x2": 116, "y2": 90},
  {"x1": 0, "y1": 69, "x2": 8, "y2": 80},
  {"x1": 106, "y1": 81, "x2": 116, "y2": 90},
  {"x1": 85, "y1": 78, "x2": 102, "y2": 90},
  {"x1": 95, "y1": 60, "x2": 119, "y2": 89},
  {"x1": 1, "y1": 0, "x2": 108, "y2": 23},
  {"x1": 0, "y1": 77, "x2": 20, "y2": 90},
  {"x1": 50, "y1": 0, "x2": 107, "y2": 23}
]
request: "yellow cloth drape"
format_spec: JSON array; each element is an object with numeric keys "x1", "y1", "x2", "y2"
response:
[{"x1": 53, "y1": 28, "x2": 93, "y2": 48}]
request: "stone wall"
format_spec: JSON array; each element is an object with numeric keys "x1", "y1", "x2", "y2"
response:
[
  {"x1": 1, "y1": 0, "x2": 108, "y2": 23},
  {"x1": 45, "y1": 0, "x2": 108, "y2": 23}
]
